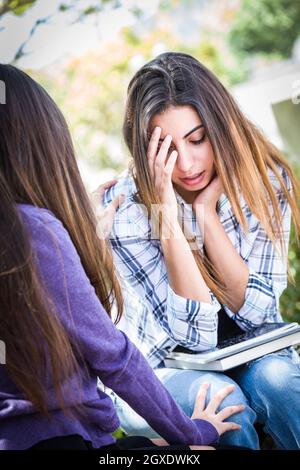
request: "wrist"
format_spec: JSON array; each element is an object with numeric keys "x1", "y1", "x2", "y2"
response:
[
  {"x1": 160, "y1": 219, "x2": 184, "y2": 243},
  {"x1": 203, "y1": 208, "x2": 218, "y2": 226},
  {"x1": 194, "y1": 205, "x2": 218, "y2": 230}
]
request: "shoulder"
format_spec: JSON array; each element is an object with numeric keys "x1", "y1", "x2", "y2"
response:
[
  {"x1": 17, "y1": 204, "x2": 90, "y2": 295},
  {"x1": 17, "y1": 203, "x2": 67, "y2": 233},
  {"x1": 17, "y1": 203, "x2": 74, "y2": 254},
  {"x1": 104, "y1": 174, "x2": 151, "y2": 236},
  {"x1": 18, "y1": 203, "x2": 60, "y2": 224}
]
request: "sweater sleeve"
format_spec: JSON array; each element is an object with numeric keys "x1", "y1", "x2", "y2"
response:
[{"x1": 21, "y1": 206, "x2": 219, "y2": 446}]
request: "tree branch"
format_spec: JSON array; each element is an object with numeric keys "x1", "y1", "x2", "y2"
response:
[{"x1": 11, "y1": 14, "x2": 52, "y2": 64}]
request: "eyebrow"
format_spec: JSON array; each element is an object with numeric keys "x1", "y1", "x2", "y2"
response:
[
  {"x1": 157, "y1": 124, "x2": 204, "y2": 142},
  {"x1": 183, "y1": 124, "x2": 204, "y2": 139}
]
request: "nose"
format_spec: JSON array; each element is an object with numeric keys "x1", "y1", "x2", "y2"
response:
[{"x1": 175, "y1": 146, "x2": 194, "y2": 173}]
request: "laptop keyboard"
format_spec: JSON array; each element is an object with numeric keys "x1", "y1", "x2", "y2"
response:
[
  {"x1": 173, "y1": 322, "x2": 287, "y2": 355},
  {"x1": 217, "y1": 322, "x2": 286, "y2": 349}
]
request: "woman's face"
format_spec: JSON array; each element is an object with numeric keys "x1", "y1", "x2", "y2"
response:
[{"x1": 148, "y1": 105, "x2": 215, "y2": 203}]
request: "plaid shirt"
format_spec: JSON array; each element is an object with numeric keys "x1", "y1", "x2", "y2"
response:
[{"x1": 103, "y1": 166, "x2": 292, "y2": 368}]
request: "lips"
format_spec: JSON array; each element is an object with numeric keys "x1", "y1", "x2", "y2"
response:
[{"x1": 180, "y1": 171, "x2": 206, "y2": 186}]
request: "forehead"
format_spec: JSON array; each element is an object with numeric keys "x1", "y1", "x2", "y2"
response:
[{"x1": 149, "y1": 105, "x2": 202, "y2": 136}]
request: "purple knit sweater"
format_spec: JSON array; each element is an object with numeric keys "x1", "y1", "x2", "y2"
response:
[{"x1": 0, "y1": 204, "x2": 218, "y2": 450}]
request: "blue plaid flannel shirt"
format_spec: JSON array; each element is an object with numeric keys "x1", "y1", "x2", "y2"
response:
[{"x1": 103, "y1": 165, "x2": 292, "y2": 368}]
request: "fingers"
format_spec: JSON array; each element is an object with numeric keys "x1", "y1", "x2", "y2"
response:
[
  {"x1": 91, "y1": 179, "x2": 118, "y2": 207},
  {"x1": 95, "y1": 179, "x2": 119, "y2": 197},
  {"x1": 220, "y1": 422, "x2": 242, "y2": 433},
  {"x1": 192, "y1": 382, "x2": 210, "y2": 417},
  {"x1": 151, "y1": 438, "x2": 169, "y2": 446},
  {"x1": 147, "y1": 127, "x2": 161, "y2": 178},
  {"x1": 154, "y1": 135, "x2": 173, "y2": 189},
  {"x1": 216, "y1": 404, "x2": 245, "y2": 421},
  {"x1": 163, "y1": 150, "x2": 178, "y2": 177},
  {"x1": 96, "y1": 194, "x2": 125, "y2": 239},
  {"x1": 98, "y1": 179, "x2": 119, "y2": 191},
  {"x1": 155, "y1": 134, "x2": 172, "y2": 171},
  {"x1": 106, "y1": 194, "x2": 125, "y2": 218},
  {"x1": 206, "y1": 384, "x2": 236, "y2": 414},
  {"x1": 147, "y1": 127, "x2": 174, "y2": 185},
  {"x1": 190, "y1": 446, "x2": 215, "y2": 450},
  {"x1": 210, "y1": 173, "x2": 225, "y2": 195}
]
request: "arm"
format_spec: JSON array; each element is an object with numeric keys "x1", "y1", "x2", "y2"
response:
[
  {"x1": 224, "y1": 191, "x2": 292, "y2": 330},
  {"x1": 102, "y1": 137, "x2": 220, "y2": 351},
  {"x1": 160, "y1": 220, "x2": 212, "y2": 304},
  {"x1": 25, "y1": 209, "x2": 219, "y2": 446},
  {"x1": 202, "y1": 210, "x2": 249, "y2": 313},
  {"x1": 194, "y1": 169, "x2": 292, "y2": 330},
  {"x1": 107, "y1": 197, "x2": 220, "y2": 350},
  {"x1": 147, "y1": 128, "x2": 212, "y2": 306}
]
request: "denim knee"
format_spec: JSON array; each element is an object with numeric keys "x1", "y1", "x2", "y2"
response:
[
  {"x1": 241, "y1": 348, "x2": 300, "y2": 400},
  {"x1": 158, "y1": 368, "x2": 251, "y2": 417}
]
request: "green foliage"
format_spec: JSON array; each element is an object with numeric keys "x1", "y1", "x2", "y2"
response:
[
  {"x1": 0, "y1": 0, "x2": 37, "y2": 17},
  {"x1": 184, "y1": 34, "x2": 248, "y2": 86},
  {"x1": 112, "y1": 427, "x2": 128, "y2": 439},
  {"x1": 229, "y1": 0, "x2": 300, "y2": 58},
  {"x1": 280, "y1": 226, "x2": 300, "y2": 323},
  {"x1": 0, "y1": 0, "x2": 132, "y2": 19},
  {"x1": 59, "y1": 3, "x2": 71, "y2": 13},
  {"x1": 280, "y1": 164, "x2": 300, "y2": 323}
]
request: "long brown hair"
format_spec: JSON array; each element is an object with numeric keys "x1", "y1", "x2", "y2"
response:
[
  {"x1": 0, "y1": 64, "x2": 123, "y2": 416},
  {"x1": 123, "y1": 52, "x2": 300, "y2": 307}
]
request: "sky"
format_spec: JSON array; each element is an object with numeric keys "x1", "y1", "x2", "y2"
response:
[{"x1": 0, "y1": 0, "x2": 160, "y2": 69}]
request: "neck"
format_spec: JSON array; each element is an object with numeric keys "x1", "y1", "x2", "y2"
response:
[{"x1": 174, "y1": 185, "x2": 200, "y2": 205}]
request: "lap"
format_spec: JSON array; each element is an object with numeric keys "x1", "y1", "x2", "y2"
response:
[
  {"x1": 155, "y1": 367, "x2": 249, "y2": 416},
  {"x1": 113, "y1": 366, "x2": 258, "y2": 447},
  {"x1": 228, "y1": 347, "x2": 300, "y2": 394},
  {"x1": 114, "y1": 367, "x2": 249, "y2": 427}
]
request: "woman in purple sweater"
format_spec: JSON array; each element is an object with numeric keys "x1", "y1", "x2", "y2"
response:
[{"x1": 0, "y1": 64, "x2": 244, "y2": 451}]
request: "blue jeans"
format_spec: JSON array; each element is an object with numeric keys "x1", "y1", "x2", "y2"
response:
[
  {"x1": 113, "y1": 348, "x2": 300, "y2": 449},
  {"x1": 113, "y1": 366, "x2": 259, "y2": 449},
  {"x1": 228, "y1": 347, "x2": 300, "y2": 449}
]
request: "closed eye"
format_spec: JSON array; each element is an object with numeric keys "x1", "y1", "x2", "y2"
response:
[{"x1": 190, "y1": 135, "x2": 206, "y2": 145}]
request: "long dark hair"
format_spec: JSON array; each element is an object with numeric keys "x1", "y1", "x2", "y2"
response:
[
  {"x1": 0, "y1": 64, "x2": 123, "y2": 416},
  {"x1": 123, "y1": 52, "x2": 300, "y2": 306}
]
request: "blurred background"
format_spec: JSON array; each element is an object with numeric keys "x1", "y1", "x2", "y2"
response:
[{"x1": 0, "y1": 0, "x2": 299, "y2": 321}]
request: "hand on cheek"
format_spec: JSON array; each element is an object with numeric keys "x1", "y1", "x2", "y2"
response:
[{"x1": 192, "y1": 171, "x2": 225, "y2": 214}]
